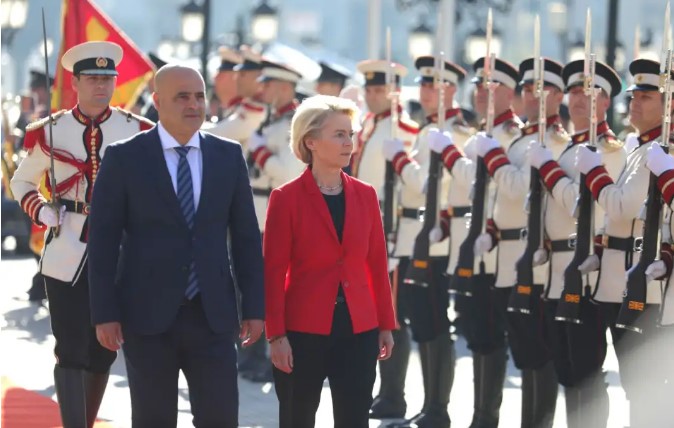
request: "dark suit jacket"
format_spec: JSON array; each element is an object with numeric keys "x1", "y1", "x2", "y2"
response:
[
  {"x1": 264, "y1": 168, "x2": 396, "y2": 338},
  {"x1": 88, "y1": 126, "x2": 264, "y2": 335}
]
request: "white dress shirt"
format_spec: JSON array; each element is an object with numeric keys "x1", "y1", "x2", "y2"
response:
[{"x1": 158, "y1": 122, "x2": 203, "y2": 210}]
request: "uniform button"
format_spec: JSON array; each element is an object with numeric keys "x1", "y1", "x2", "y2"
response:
[{"x1": 343, "y1": 281, "x2": 349, "y2": 288}]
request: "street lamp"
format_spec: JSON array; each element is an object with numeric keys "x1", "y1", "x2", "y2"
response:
[
  {"x1": 180, "y1": 0, "x2": 204, "y2": 43},
  {"x1": 1, "y1": 0, "x2": 28, "y2": 47},
  {"x1": 251, "y1": 0, "x2": 279, "y2": 44},
  {"x1": 464, "y1": 28, "x2": 502, "y2": 65},
  {"x1": 408, "y1": 18, "x2": 433, "y2": 58}
]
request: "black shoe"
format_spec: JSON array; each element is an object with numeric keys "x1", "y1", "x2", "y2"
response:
[
  {"x1": 369, "y1": 395, "x2": 407, "y2": 419},
  {"x1": 411, "y1": 408, "x2": 450, "y2": 428},
  {"x1": 386, "y1": 412, "x2": 423, "y2": 428}
]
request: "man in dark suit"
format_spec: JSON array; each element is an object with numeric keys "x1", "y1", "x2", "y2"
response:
[{"x1": 87, "y1": 64, "x2": 264, "y2": 428}]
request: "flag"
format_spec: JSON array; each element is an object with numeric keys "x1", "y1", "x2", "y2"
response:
[{"x1": 52, "y1": 0, "x2": 154, "y2": 111}]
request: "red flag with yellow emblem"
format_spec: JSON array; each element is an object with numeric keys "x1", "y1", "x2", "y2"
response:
[{"x1": 51, "y1": 0, "x2": 154, "y2": 110}]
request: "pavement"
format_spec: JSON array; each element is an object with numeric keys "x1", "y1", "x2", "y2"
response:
[{"x1": 1, "y1": 254, "x2": 631, "y2": 427}]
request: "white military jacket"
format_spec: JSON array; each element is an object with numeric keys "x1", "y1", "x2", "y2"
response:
[
  {"x1": 10, "y1": 106, "x2": 154, "y2": 283},
  {"x1": 206, "y1": 96, "x2": 266, "y2": 152},
  {"x1": 538, "y1": 122, "x2": 626, "y2": 299},
  {"x1": 482, "y1": 115, "x2": 567, "y2": 288},
  {"x1": 585, "y1": 125, "x2": 665, "y2": 303},
  {"x1": 249, "y1": 101, "x2": 304, "y2": 231},
  {"x1": 440, "y1": 109, "x2": 522, "y2": 275}
]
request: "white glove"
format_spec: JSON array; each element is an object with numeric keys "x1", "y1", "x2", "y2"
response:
[
  {"x1": 578, "y1": 254, "x2": 600, "y2": 274},
  {"x1": 474, "y1": 233, "x2": 493, "y2": 257},
  {"x1": 646, "y1": 142, "x2": 674, "y2": 176},
  {"x1": 533, "y1": 248, "x2": 549, "y2": 266},
  {"x1": 464, "y1": 140, "x2": 478, "y2": 161},
  {"x1": 429, "y1": 227, "x2": 443, "y2": 244},
  {"x1": 382, "y1": 138, "x2": 405, "y2": 161},
  {"x1": 247, "y1": 132, "x2": 267, "y2": 152},
  {"x1": 388, "y1": 257, "x2": 400, "y2": 273},
  {"x1": 428, "y1": 129, "x2": 454, "y2": 154},
  {"x1": 475, "y1": 132, "x2": 500, "y2": 158},
  {"x1": 38, "y1": 204, "x2": 66, "y2": 227},
  {"x1": 528, "y1": 141, "x2": 553, "y2": 169},
  {"x1": 645, "y1": 260, "x2": 667, "y2": 282},
  {"x1": 575, "y1": 145, "x2": 602, "y2": 175}
]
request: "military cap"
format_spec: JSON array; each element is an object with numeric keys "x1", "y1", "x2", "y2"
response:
[
  {"x1": 563, "y1": 59, "x2": 622, "y2": 97},
  {"x1": 518, "y1": 57, "x2": 565, "y2": 91},
  {"x1": 148, "y1": 52, "x2": 167, "y2": 70},
  {"x1": 317, "y1": 61, "x2": 351, "y2": 86},
  {"x1": 234, "y1": 46, "x2": 263, "y2": 71},
  {"x1": 356, "y1": 59, "x2": 407, "y2": 86},
  {"x1": 471, "y1": 57, "x2": 519, "y2": 89},
  {"x1": 218, "y1": 47, "x2": 242, "y2": 71},
  {"x1": 61, "y1": 41, "x2": 123, "y2": 76},
  {"x1": 628, "y1": 58, "x2": 674, "y2": 92},
  {"x1": 29, "y1": 70, "x2": 54, "y2": 89},
  {"x1": 414, "y1": 56, "x2": 465, "y2": 85},
  {"x1": 257, "y1": 60, "x2": 303, "y2": 83}
]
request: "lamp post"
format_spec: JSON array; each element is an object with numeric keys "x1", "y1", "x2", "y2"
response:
[
  {"x1": 251, "y1": 0, "x2": 279, "y2": 45},
  {"x1": 408, "y1": 18, "x2": 433, "y2": 58},
  {"x1": 0, "y1": 0, "x2": 28, "y2": 47},
  {"x1": 464, "y1": 27, "x2": 502, "y2": 66},
  {"x1": 179, "y1": 0, "x2": 210, "y2": 83}
]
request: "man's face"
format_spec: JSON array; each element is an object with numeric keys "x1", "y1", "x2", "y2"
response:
[
  {"x1": 521, "y1": 83, "x2": 561, "y2": 119},
  {"x1": 260, "y1": 80, "x2": 284, "y2": 104},
  {"x1": 629, "y1": 90, "x2": 664, "y2": 132},
  {"x1": 473, "y1": 83, "x2": 515, "y2": 117},
  {"x1": 154, "y1": 68, "x2": 206, "y2": 135},
  {"x1": 236, "y1": 70, "x2": 261, "y2": 97},
  {"x1": 364, "y1": 84, "x2": 391, "y2": 115},
  {"x1": 213, "y1": 70, "x2": 236, "y2": 101},
  {"x1": 71, "y1": 74, "x2": 116, "y2": 110}
]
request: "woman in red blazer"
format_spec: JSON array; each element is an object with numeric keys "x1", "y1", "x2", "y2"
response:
[{"x1": 264, "y1": 95, "x2": 396, "y2": 428}]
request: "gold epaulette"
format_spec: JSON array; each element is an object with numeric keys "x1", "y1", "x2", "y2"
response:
[
  {"x1": 503, "y1": 118, "x2": 523, "y2": 138},
  {"x1": 597, "y1": 133, "x2": 624, "y2": 153},
  {"x1": 25, "y1": 110, "x2": 67, "y2": 132},
  {"x1": 115, "y1": 106, "x2": 155, "y2": 127},
  {"x1": 550, "y1": 122, "x2": 569, "y2": 145}
]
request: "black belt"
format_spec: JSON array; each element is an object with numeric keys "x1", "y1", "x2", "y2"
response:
[
  {"x1": 252, "y1": 187, "x2": 271, "y2": 197},
  {"x1": 547, "y1": 239, "x2": 574, "y2": 252},
  {"x1": 399, "y1": 207, "x2": 424, "y2": 219},
  {"x1": 498, "y1": 228, "x2": 522, "y2": 241},
  {"x1": 602, "y1": 235, "x2": 643, "y2": 252},
  {"x1": 447, "y1": 206, "x2": 471, "y2": 217},
  {"x1": 61, "y1": 199, "x2": 91, "y2": 215}
]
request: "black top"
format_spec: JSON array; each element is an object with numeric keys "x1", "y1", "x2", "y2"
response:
[{"x1": 323, "y1": 191, "x2": 345, "y2": 242}]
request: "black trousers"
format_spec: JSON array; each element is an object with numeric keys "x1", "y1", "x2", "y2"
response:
[
  {"x1": 122, "y1": 297, "x2": 239, "y2": 428},
  {"x1": 44, "y1": 267, "x2": 116, "y2": 373},
  {"x1": 463, "y1": 273, "x2": 509, "y2": 354},
  {"x1": 273, "y1": 300, "x2": 379, "y2": 428},
  {"x1": 402, "y1": 256, "x2": 450, "y2": 343},
  {"x1": 506, "y1": 285, "x2": 555, "y2": 370}
]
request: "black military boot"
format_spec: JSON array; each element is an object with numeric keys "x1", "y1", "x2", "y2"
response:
[
  {"x1": 470, "y1": 346, "x2": 508, "y2": 428},
  {"x1": 521, "y1": 360, "x2": 558, "y2": 428},
  {"x1": 370, "y1": 327, "x2": 410, "y2": 419},
  {"x1": 84, "y1": 371, "x2": 109, "y2": 428},
  {"x1": 565, "y1": 371, "x2": 609, "y2": 428},
  {"x1": 54, "y1": 366, "x2": 87, "y2": 428},
  {"x1": 386, "y1": 340, "x2": 432, "y2": 428}
]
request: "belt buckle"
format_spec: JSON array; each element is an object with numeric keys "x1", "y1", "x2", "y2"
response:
[
  {"x1": 83, "y1": 203, "x2": 91, "y2": 215},
  {"x1": 417, "y1": 207, "x2": 426, "y2": 222},
  {"x1": 601, "y1": 234, "x2": 609, "y2": 248},
  {"x1": 520, "y1": 228, "x2": 528, "y2": 241},
  {"x1": 633, "y1": 237, "x2": 644, "y2": 253},
  {"x1": 568, "y1": 233, "x2": 577, "y2": 250}
]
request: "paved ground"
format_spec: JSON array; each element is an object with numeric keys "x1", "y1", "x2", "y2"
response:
[{"x1": 1, "y1": 254, "x2": 631, "y2": 427}]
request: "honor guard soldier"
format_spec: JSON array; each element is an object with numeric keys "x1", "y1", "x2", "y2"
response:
[
  {"x1": 140, "y1": 52, "x2": 167, "y2": 123},
  {"x1": 207, "y1": 47, "x2": 266, "y2": 151},
  {"x1": 429, "y1": 56, "x2": 522, "y2": 428},
  {"x1": 381, "y1": 56, "x2": 461, "y2": 428},
  {"x1": 577, "y1": 58, "x2": 674, "y2": 428},
  {"x1": 315, "y1": 60, "x2": 351, "y2": 97},
  {"x1": 530, "y1": 59, "x2": 624, "y2": 427},
  {"x1": 212, "y1": 47, "x2": 242, "y2": 120},
  {"x1": 473, "y1": 57, "x2": 568, "y2": 427},
  {"x1": 352, "y1": 59, "x2": 419, "y2": 420},
  {"x1": 10, "y1": 41, "x2": 154, "y2": 428}
]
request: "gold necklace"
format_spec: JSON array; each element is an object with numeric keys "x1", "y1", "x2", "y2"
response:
[{"x1": 318, "y1": 181, "x2": 343, "y2": 192}]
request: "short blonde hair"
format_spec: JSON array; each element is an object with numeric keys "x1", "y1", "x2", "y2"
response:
[{"x1": 290, "y1": 95, "x2": 359, "y2": 164}]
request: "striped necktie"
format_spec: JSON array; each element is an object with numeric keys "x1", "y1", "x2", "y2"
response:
[{"x1": 175, "y1": 146, "x2": 199, "y2": 299}]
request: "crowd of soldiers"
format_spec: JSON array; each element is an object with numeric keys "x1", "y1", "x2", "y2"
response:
[{"x1": 3, "y1": 10, "x2": 674, "y2": 428}]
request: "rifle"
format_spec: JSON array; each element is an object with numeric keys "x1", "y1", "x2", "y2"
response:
[
  {"x1": 508, "y1": 15, "x2": 546, "y2": 314},
  {"x1": 383, "y1": 27, "x2": 398, "y2": 248},
  {"x1": 616, "y1": 5, "x2": 672, "y2": 333},
  {"x1": 405, "y1": 13, "x2": 446, "y2": 286},
  {"x1": 556, "y1": 10, "x2": 597, "y2": 324},
  {"x1": 450, "y1": 9, "x2": 496, "y2": 296},
  {"x1": 1, "y1": 100, "x2": 18, "y2": 199},
  {"x1": 247, "y1": 102, "x2": 273, "y2": 179},
  {"x1": 42, "y1": 8, "x2": 61, "y2": 237}
]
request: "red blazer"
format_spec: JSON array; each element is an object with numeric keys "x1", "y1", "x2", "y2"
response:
[{"x1": 264, "y1": 167, "x2": 396, "y2": 337}]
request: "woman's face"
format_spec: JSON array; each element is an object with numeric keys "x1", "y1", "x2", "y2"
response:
[{"x1": 306, "y1": 112, "x2": 354, "y2": 169}]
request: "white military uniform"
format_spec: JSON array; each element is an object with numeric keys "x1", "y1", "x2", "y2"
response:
[
  {"x1": 351, "y1": 106, "x2": 419, "y2": 201},
  {"x1": 10, "y1": 106, "x2": 154, "y2": 282},
  {"x1": 394, "y1": 110, "x2": 455, "y2": 257},
  {"x1": 538, "y1": 122, "x2": 626, "y2": 299},
  {"x1": 586, "y1": 126, "x2": 663, "y2": 304},
  {"x1": 441, "y1": 109, "x2": 522, "y2": 275},
  {"x1": 249, "y1": 101, "x2": 304, "y2": 231},
  {"x1": 207, "y1": 96, "x2": 266, "y2": 151},
  {"x1": 484, "y1": 116, "x2": 566, "y2": 288}
]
